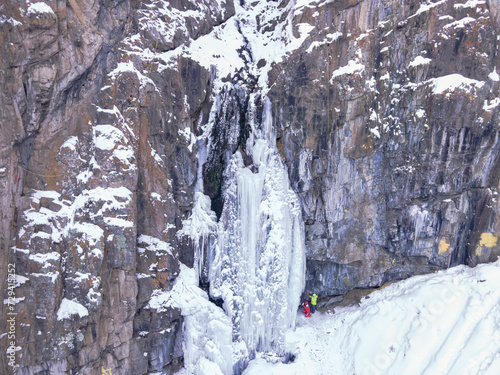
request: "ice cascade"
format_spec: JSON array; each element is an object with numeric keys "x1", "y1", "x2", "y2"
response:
[
  {"x1": 178, "y1": 97, "x2": 305, "y2": 373},
  {"x1": 208, "y1": 97, "x2": 306, "y2": 368}
]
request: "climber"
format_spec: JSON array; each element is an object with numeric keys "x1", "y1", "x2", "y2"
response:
[
  {"x1": 301, "y1": 301, "x2": 311, "y2": 317},
  {"x1": 309, "y1": 293, "x2": 318, "y2": 314}
]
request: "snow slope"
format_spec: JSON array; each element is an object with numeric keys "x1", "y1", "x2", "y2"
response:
[{"x1": 243, "y1": 260, "x2": 500, "y2": 375}]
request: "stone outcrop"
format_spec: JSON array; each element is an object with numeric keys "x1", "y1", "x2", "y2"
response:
[{"x1": 0, "y1": 0, "x2": 499, "y2": 374}]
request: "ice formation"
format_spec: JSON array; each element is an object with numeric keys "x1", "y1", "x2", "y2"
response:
[
  {"x1": 148, "y1": 264, "x2": 233, "y2": 375},
  {"x1": 210, "y1": 98, "x2": 305, "y2": 365},
  {"x1": 170, "y1": 1, "x2": 314, "y2": 371},
  {"x1": 179, "y1": 98, "x2": 306, "y2": 373}
]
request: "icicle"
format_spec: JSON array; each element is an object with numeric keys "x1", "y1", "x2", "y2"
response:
[
  {"x1": 177, "y1": 133, "x2": 217, "y2": 281},
  {"x1": 178, "y1": 191, "x2": 218, "y2": 279}
]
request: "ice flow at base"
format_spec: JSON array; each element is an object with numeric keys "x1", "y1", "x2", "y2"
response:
[
  {"x1": 179, "y1": 97, "x2": 306, "y2": 373},
  {"x1": 209, "y1": 97, "x2": 306, "y2": 367}
]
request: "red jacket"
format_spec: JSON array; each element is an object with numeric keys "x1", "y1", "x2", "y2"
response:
[{"x1": 301, "y1": 303, "x2": 311, "y2": 317}]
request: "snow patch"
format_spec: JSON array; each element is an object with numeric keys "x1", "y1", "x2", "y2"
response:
[
  {"x1": 0, "y1": 15, "x2": 22, "y2": 26},
  {"x1": 409, "y1": 56, "x2": 431, "y2": 67},
  {"x1": 483, "y1": 98, "x2": 500, "y2": 112},
  {"x1": 29, "y1": 252, "x2": 61, "y2": 264},
  {"x1": 14, "y1": 275, "x2": 29, "y2": 288},
  {"x1": 330, "y1": 60, "x2": 365, "y2": 81},
  {"x1": 103, "y1": 217, "x2": 134, "y2": 228},
  {"x1": 31, "y1": 271, "x2": 59, "y2": 284},
  {"x1": 93, "y1": 125, "x2": 127, "y2": 151},
  {"x1": 431, "y1": 74, "x2": 485, "y2": 96},
  {"x1": 443, "y1": 17, "x2": 477, "y2": 30},
  {"x1": 454, "y1": 0, "x2": 486, "y2": 9},
  {"x1": 409, "y1": 0, "x2": 447, "y2": 19},
  {"x1": 57, "y1": 298, "x2": 89, "y2": 320},
  {"x1": 489, "y1": 68, "x2": 499, "y2": 82},
  {"x1": 109, "y1": 61, "x2": 156, "y2": 90},
  {"x1": 27, "y1": 2, "x2": 55, "y2": 16},
  {"x1": 138, "y1": 234, "x2": 173, "y2": 256},
  {"x1": 60, "y1": 136, "x2": 78, "y2": 151},
  {"x1": 415, "y1": 108, "x2": 426, "y2": 118}
]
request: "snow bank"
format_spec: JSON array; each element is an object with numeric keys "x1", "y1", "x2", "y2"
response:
[
  {"x1": 244, "y1": 260, "x2": 500, "y2": 375},
  {"x1": 343, "y1": 261, "x2": 500, "y2": 375}
]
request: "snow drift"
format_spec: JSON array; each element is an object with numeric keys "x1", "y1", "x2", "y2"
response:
[{"x1": 244, "y1": 259, "x2": 500, "y2": 375}]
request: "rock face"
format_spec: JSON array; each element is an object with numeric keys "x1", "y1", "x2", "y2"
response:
[
  {"x1": 0, "y1": 0, "x2": 499, "y2": 374},
  {"x1": 269, "y1": 0, "x2": 500, "y2": 296}
]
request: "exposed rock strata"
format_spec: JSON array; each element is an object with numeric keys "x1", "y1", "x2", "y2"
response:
[{"x1": 0, "y1": 0, "x2": 499, "y2": 374}]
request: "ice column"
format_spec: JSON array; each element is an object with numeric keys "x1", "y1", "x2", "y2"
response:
[
  {"x1": 209, "y1": 98, "x2": 306, "y2": 362},
  {"x1": 176, "y1": 135, "x2": 233, "y2": 375},
  {"x1": 178, "y1": 138, "x2": 218, "y2": 280}
]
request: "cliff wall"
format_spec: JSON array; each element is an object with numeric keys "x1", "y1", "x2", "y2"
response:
[{"x1": 0, "y1": 0, "x2": 499, "y2": 373}]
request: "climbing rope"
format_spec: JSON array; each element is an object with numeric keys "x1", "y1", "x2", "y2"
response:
[
  {"x1": 6, "y1": 166, "x2": 19, "y2": 273},
  {"x1": 16, "y1": 164, "x2": 73, "y2": 179},
  {"x1": 325, "y1": 16, "x2": 331, "y2": 131}
]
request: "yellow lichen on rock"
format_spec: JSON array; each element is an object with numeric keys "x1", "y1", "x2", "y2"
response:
[
  {"x1": 439, "y1": 240, "x2": 450, "y2": 255},
  {"x1": 479, "y1": 233, "x2": 498, "y2": 247},
  {"x1": 476, "y1": 233, "x2": 498, "y2": 256}
]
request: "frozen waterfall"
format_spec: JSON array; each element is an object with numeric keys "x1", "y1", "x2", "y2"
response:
[{"x1": 180, "y1": 97, "x2": 306, "y2": 373}]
